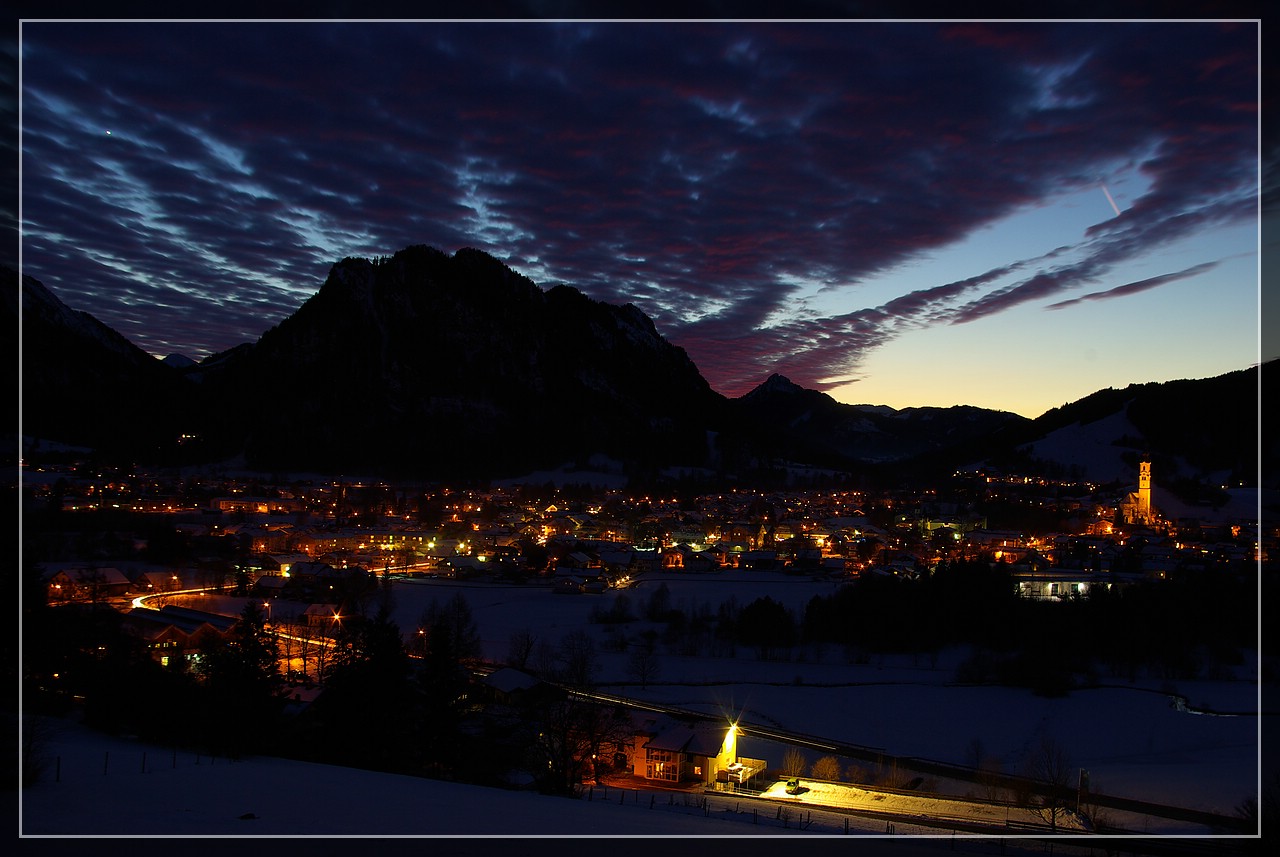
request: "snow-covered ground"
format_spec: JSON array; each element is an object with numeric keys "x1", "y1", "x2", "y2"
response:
[
  {"x1": 755, "y1": 780, "x2": 1087, "y2": 831},
  {"x1": 21, "y1": 571, "x2": 1265, "y2": 837},
  {"x1": 19, "y1": 717, "x2": 797, "y2": 836}
]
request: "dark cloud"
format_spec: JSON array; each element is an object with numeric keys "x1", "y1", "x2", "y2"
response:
[{"x1": 18, "y1": 21, "x2": 1259, "y2": 393}]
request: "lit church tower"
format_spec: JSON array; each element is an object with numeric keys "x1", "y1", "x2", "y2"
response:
[
  {"x1": 1123, "y1": 459, "x2": 1155, "y2": 525},
  {"x1": 1137, "y1": 460, "x2": 1152, "y2": 520}
]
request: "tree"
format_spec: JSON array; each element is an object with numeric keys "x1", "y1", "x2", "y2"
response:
[
  {"x1": 810, "y1": 755, "x2": 842, "y2": 781},
  {"x1": 735, "y1": 596, "x2": 797, "y2": 659},
  {"x1": 415, "y1": 596, "x2": 481, "y2": 778},
  {"x1": 506, "y1": 628, "x2": 536, "y2": 669},
  {"x1": 626, "y1": 647, "x2": 660, "y2": 689},
  {"x1": 781, "y1": 747, "x2": 807, "y2": 776},
  {"x1": 419, "y1": 592, "x2": 482, "y2": 665},
  {"x1": 557, "y1": 630, "x2": 598, "y2": 689},
  {"x1": 195, "y1": 601, "x2": 282, "y2": 755},
  {"x1": 1026, "y1": 736, "x2": 1074, "y2": 832},
  {"x1": 523, "y1": 697, "x2": 633, "y2": 796},
  {"x1": 314, "y1": 605, "x2": 415, "y2": 770},
  {"x1": 644, "y1": 582, "x2": 671, "y2": 620}
]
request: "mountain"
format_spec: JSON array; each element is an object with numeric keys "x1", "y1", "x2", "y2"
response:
[
  {"x1": 10, "y1": 267, "x2": 191, "y2": 460},
  {"x1": 191, "y1": 246, "x2": 727, "y2": 478},
  {"x1": 732, "y1": 372, "x2": 1029, "y2": 466},
  {"x1": 9, "y1": 252, "x2": 1268, "y2": 489},
  {"x1": 1011, "y1": 366, "x2": 1271, "y2": 488},
  {"x1": 161, "y1": 353, "x2": 196, "y2": 369}
]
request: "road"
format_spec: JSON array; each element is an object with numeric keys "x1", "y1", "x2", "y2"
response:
[{"x1": 568, "y1": 685, "x2": 1251, "y2": 835}]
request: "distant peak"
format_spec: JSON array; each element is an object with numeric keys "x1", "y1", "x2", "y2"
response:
[
  {"x1": 753, "y1": 373, "x2": 804, "y2": 395},
  {"x1": 737, "y1": 376, "x2": 803, "y2": 404}
]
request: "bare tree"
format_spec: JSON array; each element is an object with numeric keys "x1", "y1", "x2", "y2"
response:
[
  {"x1": 976, "y1": 754, "x2": 1007, "y2": 803},
  {"x1": 524, "y1": 699, "x2": 633, "y2": 795},
  {"x1": 781, "y1": 747, "x2": 807, "y2": 776},
  {"x1": 1026, "y1": 736, "x2": 1074, "y2": 832},
  {"x1": 844, "y1": 762, "x2": 870, "y2": 784},
  {"x1": 506, "y1": 628, "x2": 535, "y2": 669},
  {"x1": 810, "y1": 755, "x2": 841, "y2": 781},
  {"x1": 968, "y1": 736, "x2": 1006, "y2": 802},
  {"x1": 531, "y1": 639, "x2": 559, "y2": 680},
  {"x1": 22, "y1": 717, "x2": 57, "y2": 787},
  {"x1": 311, "y1": 624, "x2": 333, "y2": 683},
  {"x1": 626, "y1": 647, "x2": 660, "y2": 689},
  {"x1": 278, "y1": 620, "x2": 297, "y2": 676},
  {"x1": 558, "y1": 630, "x2": 598, "y2": 688}
]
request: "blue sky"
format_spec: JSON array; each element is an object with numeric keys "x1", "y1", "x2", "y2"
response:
[{"x1": 16, "y1": 18, "x2": 1264, "y2": 418}]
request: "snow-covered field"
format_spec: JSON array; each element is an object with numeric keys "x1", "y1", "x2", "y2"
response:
[{"x1": 22, "y1": 570, "x2": 1265, "y2": 837}]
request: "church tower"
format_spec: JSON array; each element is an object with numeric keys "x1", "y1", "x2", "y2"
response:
[
  {"x1": 1137, "y1": 460, "x2": 1152, "y2": 521},
  {"x1": 1122, "y1": 459, "x2": 1155, "y2": 526}
]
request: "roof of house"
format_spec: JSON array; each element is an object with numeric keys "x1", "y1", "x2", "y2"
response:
[
  {"x1": 44, "y1": 566, "x2": 132, "y2": 586},
  {"x1": 303, "y1": 603, "x2": 341, "y2": 617},
  {"x1": 123, "y1": 607, "x2": 235, "y2": 638},
  {"x1": 643, "y1": 720, "x2": 727, "y2": 758},
  {"x1": 483, "y1": 667, "x2": 540, "y2": 695},
  {"x1": 158, "y1": 604, "x2": 240, "y2": 632}
]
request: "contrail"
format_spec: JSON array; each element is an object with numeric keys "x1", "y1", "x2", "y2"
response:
[{"x1": 1099, "y1": 182, "x2": 1122, "y2": 217}]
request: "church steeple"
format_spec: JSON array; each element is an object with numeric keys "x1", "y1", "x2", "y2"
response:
[
  {"x1": 1122, "y1": 458, "x2": 1156, "y2": 526},
  {"x1": 1137, "y1": 460, "x2": 1152, "y2": 520}
]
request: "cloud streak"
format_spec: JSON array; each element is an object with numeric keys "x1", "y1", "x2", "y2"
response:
[{"x1": 1044, "y1": 262, "x2": 1221, "y2": 311}]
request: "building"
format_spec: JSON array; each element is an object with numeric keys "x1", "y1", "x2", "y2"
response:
[
  {"x1": 629, "y1": 716, "x2": 766, "y2": 789},
  {"x1": 120, "y1": 604, "x2": 239, "y2": 667},
  {"x1": 42, "y1": 566, "x2": 132, "y2": 603},
  {"x1": 1122, "y1": 460, "x2": 1157, "y2": 526}
]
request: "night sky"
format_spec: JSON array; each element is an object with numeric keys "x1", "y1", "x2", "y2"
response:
[{"x1": 17, "y1": 18, "x2": 1263, "y2": 417}]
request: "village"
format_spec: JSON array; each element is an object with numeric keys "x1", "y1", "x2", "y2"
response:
[
  {"x1": 28, "y1": 457, "x2": 1260, "y2": 612},
  {"x1": 20, "y1": 456, "x2": 1266, "y2": 836}
]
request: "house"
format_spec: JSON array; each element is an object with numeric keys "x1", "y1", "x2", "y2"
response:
[
  {"x1": 302, "y1": 603, "x2": 343, "y2": 630},
  {"x1": 1013, "y1": 569, "x2": 1128, "y2": 600},
  {"x1": 662, "y1": 545, "x2": 717, "y2": 571},
  {"x1": 553, "y1": 577, "x2": 584, "y2": 594},
  {"x1": 120, "y1": 604, "x2": 239, "y2": 667},
  {"x1": 967, "y1": 529, "x2": 1027, "y2": 550},
  {"x1": 478, "y1": 667, "x2": 552, "y2": 707},
  {"x1": 43, "y1": 566, "x2": 132, "y2": 603},
  {"x1": 284, "y1": 560, "x2": 332, "y2": 583},
  {"x1": 263, "y1": 553, "x2": 311, "y2": 577},
  {"x1": 738, "y1": 550, "x2": 779, "y2": 571},
  {"x1": 629, "y1": 716, "x2": 766, "y2": 789},
  {"x1": 280, "y1": 683, "x2": 324, "y2": 717},
  {"x1": 131, "y1": 568, "x2": 205, "y2": 595}
]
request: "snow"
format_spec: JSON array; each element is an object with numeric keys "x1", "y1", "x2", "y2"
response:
[
  {"x1": 1019, "y1": 410, "x2": 1142, "y2": 483},
  {"x1": 19, "y1": 719, "x2": 795, "y2": 837},
  {"x1": 20, "y1": 571, "x2": 1263, "y2": 838},
  {"x1": 755, "y1": 780, "x2": 1087, "y2": 831}
]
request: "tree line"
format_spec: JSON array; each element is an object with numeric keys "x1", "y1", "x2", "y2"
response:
[
  {"x1": 589, "y1": 558, "x2": 1256, "y2": 695},
  {"x1": 22, "y1": 587, "x2": 635, "y2": 797}
]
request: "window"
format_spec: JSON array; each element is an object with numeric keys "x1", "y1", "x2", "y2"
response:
[{"x1": 645, "y1": 749, "x2": 679, "y2": 782}]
